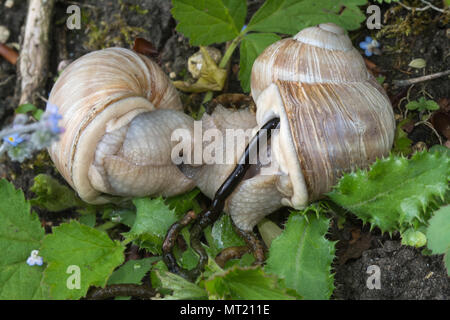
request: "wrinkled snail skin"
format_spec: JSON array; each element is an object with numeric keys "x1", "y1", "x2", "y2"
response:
[
  {"x1": 47, "y1": 48, "x2": 196, "y2": 204},
  {"x1": 193, "y1": 23, "x2": 396, "y2": 231}
]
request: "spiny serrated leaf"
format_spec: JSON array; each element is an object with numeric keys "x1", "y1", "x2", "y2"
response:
[
  {"x1": 171, "y1": 0, "x2": 247, "y2": 45},
  {"x1": 247, "y1": 0, "x2": 367, "y2": 34},
  {"x1": 426, "y1": 205, "x2": 450, "y2": 276},
  {"x1": 239, "y1": 32, "x2": 280, "y2": 92},
  {"x1": 204, "y1": 266, "x2": 298, "y2": 300},
  {"x1": 123, "y1": 197, "x2": 179, "y2": 255},
  {"x1": 328, "y1": 151, "x2": 450, "y2": 233},
  {"x1": 165, "y1": 188, "x2": 201, "y2": 215},
  {"x1": 265, "y1": 211, "x2": 335, "y2": 300},
  {"x1": 30, "y1": 174, "x2": 85, "y2": 212},
  {"x1": 0, "y1": 179, "x2": 48, "y2": 299},
  {"x1": 41, "y1": 221, "x2": 125, "y2": 300},
  {"x1": 154, "y1": 270, "x2": 208, "y2": 300}
]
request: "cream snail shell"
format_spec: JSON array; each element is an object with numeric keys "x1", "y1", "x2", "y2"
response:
[
  {"x1": 187, "y1": 23, "x2": 396, "y2": 231},
  {"x1": 47, "y1": 48, "x2": 195, "y2": 204}
]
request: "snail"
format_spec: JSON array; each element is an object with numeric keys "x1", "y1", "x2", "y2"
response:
[
  {"x1": 47, "y1": 47, "x2": 197, "y2": 204},
  {"x1": 183, "y1": 23, "x2": 396, "y2": 232},
  {"x1": 45, "y1": 23, "x2": 396, "y2": 278}
]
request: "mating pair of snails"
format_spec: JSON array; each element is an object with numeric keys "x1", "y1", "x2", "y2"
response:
[{"x1": 47, "y1": 23, "x2": 395, "y2": 235}]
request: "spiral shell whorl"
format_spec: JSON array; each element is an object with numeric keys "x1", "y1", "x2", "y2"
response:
[
  {"x1": 251, "y1": 23, "x2": 369, "y2": 100},
  {"x1": 48, "y1": 48, "x2": 184, "y2": 203}
]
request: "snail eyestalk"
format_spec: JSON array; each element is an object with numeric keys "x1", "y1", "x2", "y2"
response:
[{"x1": 162, "y1": 117, "x2": 281, "y2": 280}]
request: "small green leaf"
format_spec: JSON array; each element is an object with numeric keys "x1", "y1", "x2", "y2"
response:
[
  {"x1": 205, "y1": 214, "x2": 245, "y2": 257},
  {"x1": 165, "y1": 188, "x2": 201, "y2": 215},
  {"x1": 30, "y1": 174, "x2": 85, "y2": 212},
  {"x1": 107, "y1": 257, "x2": 159, "y2": 286},
  {"x1": 0, "y1": 179, "x2": 48, "y2": 299},
  {"x1": 265, "y1": 211, "x2": 335, "y2": 300},
  {"x1": 408, "y1": 58, "x2": 426, "y2": 69},
  {"x1": 16, "y1": 103, "x2": 44, "y2": 120},
  {"x1": 239, "y1": 32, "x2": 281, "y2": 92},
  {"x1": 406, "y1": 97, "x2": 440, "y2": 112},
  {"x1": 204, "y1": 266, "x2": 298, "y2": 300},
  {"x1": 154, "y1": 270, "x2": 208, "y2": 300},
  {"x1": 247, "y1": 0, "x2": 367, "y2": 34},
  {"x1": 393, "y1": 118, "x2": 413, "y2": 156},
  {"x1": 171, "y1": 0, "x2": 247, "y2": 45},
  {"x1": 401, "y1": 228, "x2": 427, "y2": 247},
  {"x1": 376, "y1": 76, "x2": 386, "y2": 84},
  {"x1": 123, "y1": 197, "x2": 179, "y2": 255},
  {"x1": 329, "y1": 152, "x2": 450, "y2": 233},
  {"x1": 41, "y1": 221, "x2": 125, "y2": 300}
]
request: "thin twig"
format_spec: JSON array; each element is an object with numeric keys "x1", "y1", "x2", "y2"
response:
[
  {"x1": 393, "y1": 70, "x2": 450, "y2": 87},
  {"x1": 0, "y1": 123, "x2": 42, "y2": 140},
  {"x1": 398, "y1": 0, "x2": 445, "y2": 13},
  {"x1": 0, "y1": 75, "x2": 14, "y2": 87},
  {"x1": 420, "y1": 0, "x2": 445, "y2": 13}
]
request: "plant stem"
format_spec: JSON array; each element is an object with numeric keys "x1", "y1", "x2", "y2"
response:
[
  {"x1": 0, "y1": 123, "x2": 42, "y2": 140},
  {"x1": 201, "y1": 32, "x2": 247, "y2": 108}
]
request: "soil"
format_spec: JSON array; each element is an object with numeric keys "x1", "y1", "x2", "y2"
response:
[{"x1": 0, "y1": 0, "x2": 448, "y2": 300}]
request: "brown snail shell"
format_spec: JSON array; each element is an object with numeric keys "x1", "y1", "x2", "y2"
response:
[{"x1": 47, "y1": 48, "x2": 195, "y2": 204}]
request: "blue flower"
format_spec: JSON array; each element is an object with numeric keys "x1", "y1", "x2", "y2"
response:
[
  {"x1": 44, "y1": 102, "x2": 64, "y2": 134},
  {"x1": 3, "y1": 133, "x2": 24, "y2": 146},
  {"x1": 359, "y1": 36, "x2": 380, "y2": 57},
  {"x1": 26, "y1": 250, "x2": 43, "y2": 266}
]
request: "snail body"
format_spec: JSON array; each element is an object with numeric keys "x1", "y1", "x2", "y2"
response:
[{"x1": 47, "y1": 48, "x2": 195, "y2": 204}]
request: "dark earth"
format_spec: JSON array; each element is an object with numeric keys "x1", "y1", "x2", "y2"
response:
[{"x1": 0, "y1": 0, "x2": 449, "y2": 299}]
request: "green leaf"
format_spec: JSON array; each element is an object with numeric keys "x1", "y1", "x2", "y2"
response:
[
  {"x1": 123, "y1": 197, "x2": 179, "y2": 255},
  {"x1": 205, "y1": 214, "x2": 245, "y2": 257},
  {"x1": 429, "y1": 145, "x2": 450, "y2": 157},
  {"x1": 171, "y1": 0, "x2": 247, "y2": 45},
  {"x1": 204, "y1": 266, "x2": 298, "y2": 300},
  {"x1": 41, "y1": 221, "x2": 125, "y2": 299},
  {"x1": 247, "y1": 0, "x2": 367, "y2": 34},
  {"x1": 406, "y1": 97, "x2": 440, "y2": 112},
  {"x1": 239, "y1": 32, "x2": 281, "y2": 92},
  {"x1": 0, "y1": 179, "x2": 48, "y2": 299},
  {"x1": 107, "y1": 257, "x2": 159, "y2": 286},
  {"x1": 393, "y1": 118, "x2": 413, "y2": 156},
  {"x1": 165, "y1": 188, "x2": 201, "y2": 215},
  {"x1": 401, "y1": 228, "x2": 427, "y2": 248},
  {"x1": 154, "y1": 270, "x2": 208, "y2": 300},
  {"x1": 16, "y1": 103, "x2": 44, "y2": 120},
  {"x1": 265, "y1": 211, "x2": 335, "y2": 300},
  {"x1": 30, "y1": 174, "x2": 85, "y2": 212},
  {"x1": 408, "y1": 58, "x2": 426, "y2": 69},
  {"x1": 426, "y1": 205, "x2": 450, "y2": 276},
  {"x1": 328, "y1": 151, "x2": 450, "y2": 233}
]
